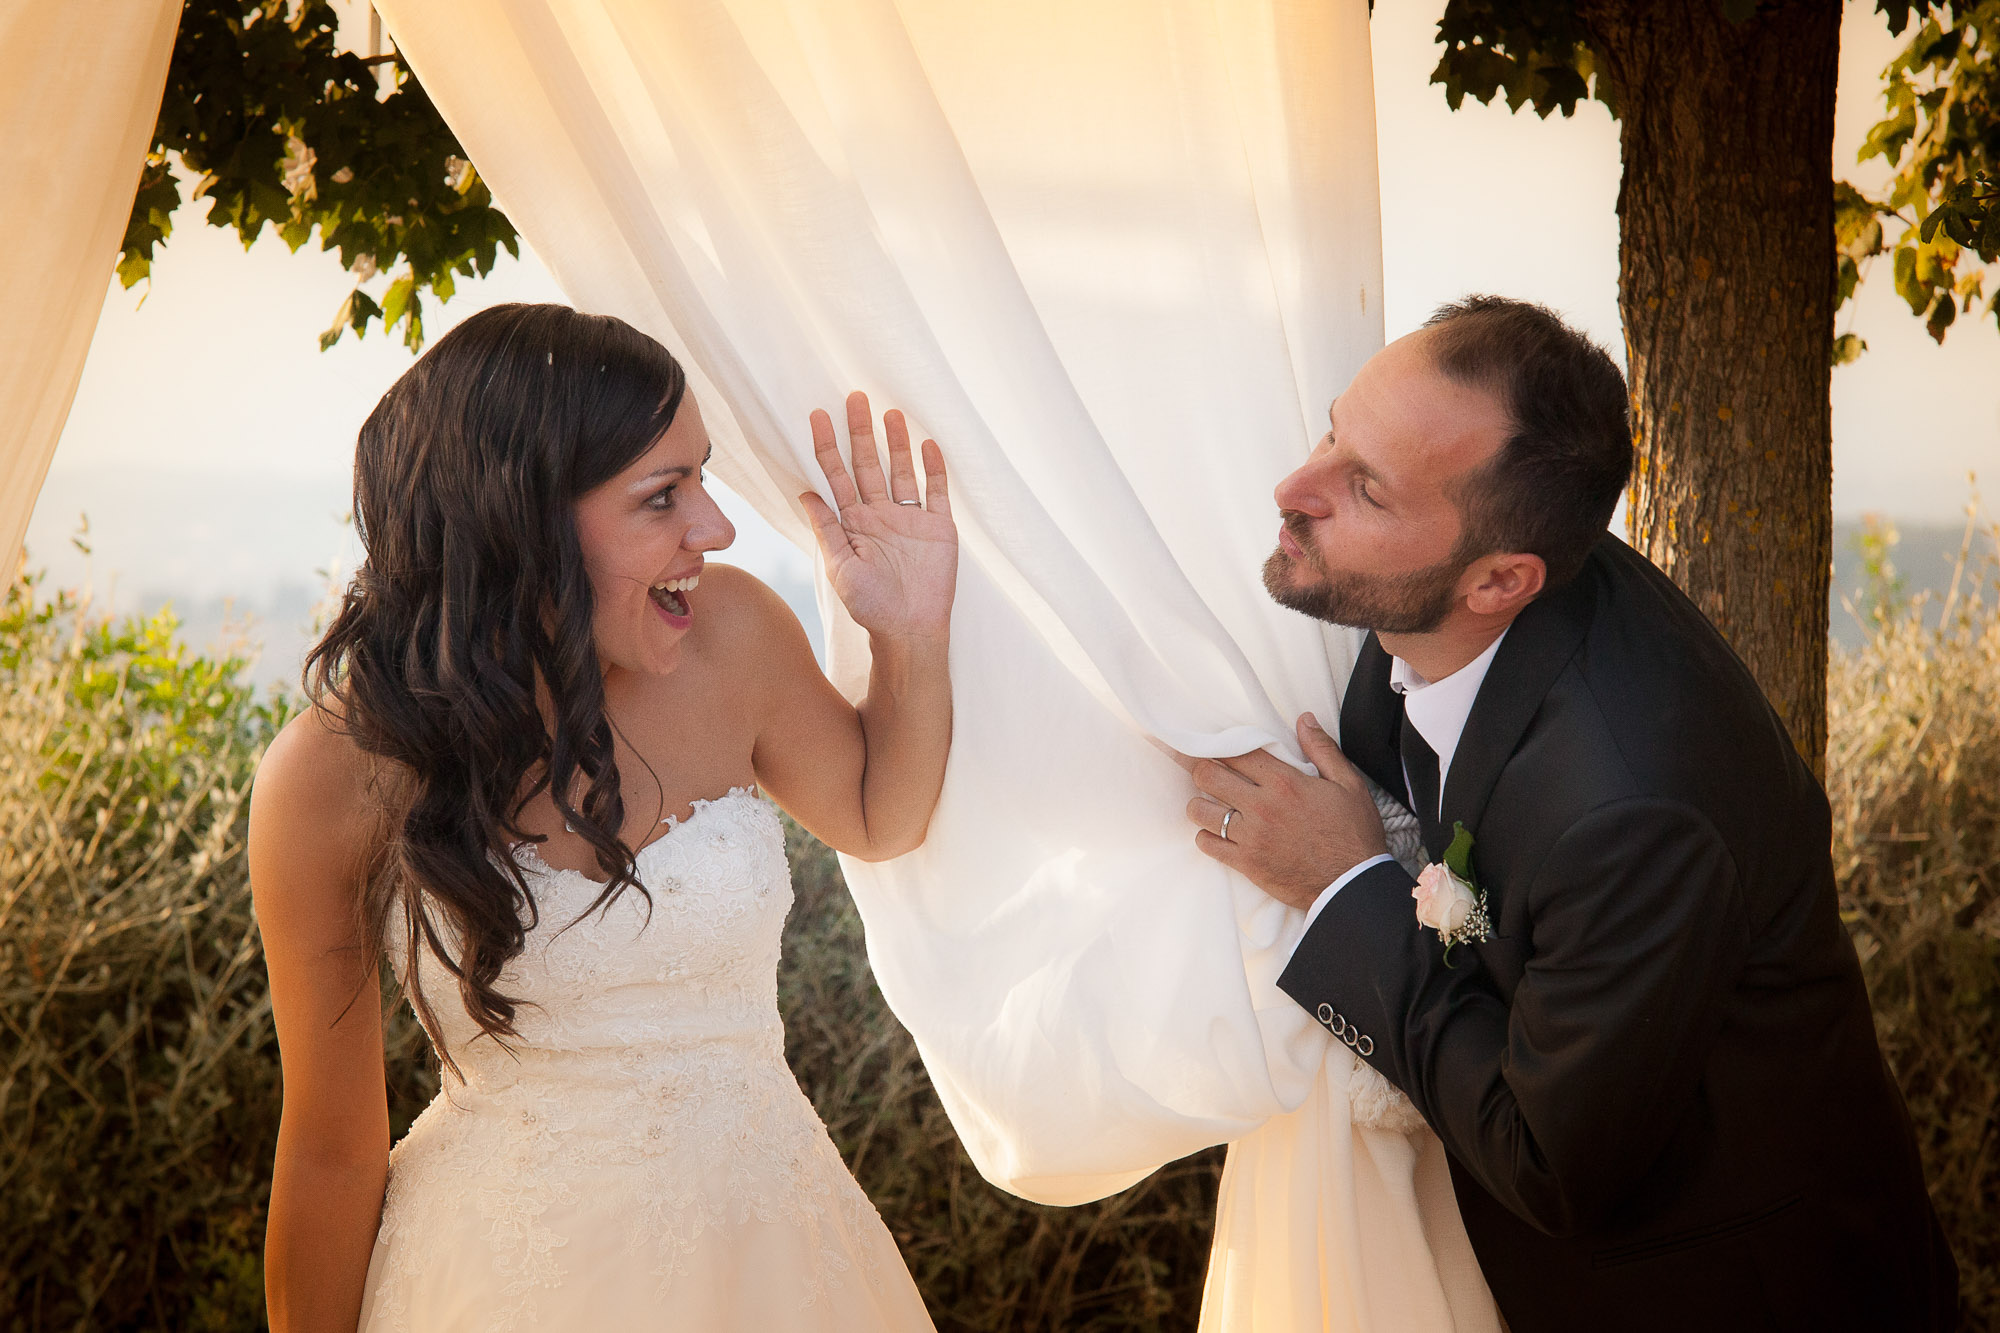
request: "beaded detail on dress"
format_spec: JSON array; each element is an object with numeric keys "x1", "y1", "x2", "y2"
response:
[{"x1": 359, "y1": 788, "x2": 907, "y2": 1332}]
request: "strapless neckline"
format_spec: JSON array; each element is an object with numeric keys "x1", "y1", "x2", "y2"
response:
[{"x1": 507, "y1": 784, "x2": 762, "y2": 888}]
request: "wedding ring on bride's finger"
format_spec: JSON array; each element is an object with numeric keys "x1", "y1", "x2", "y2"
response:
[
  {"x1": 1219, "y1": 808, "x2": 1237, "y2": 841},
  {"x1": 896, "y1": 499, "x2": 922, "y2": 506}
]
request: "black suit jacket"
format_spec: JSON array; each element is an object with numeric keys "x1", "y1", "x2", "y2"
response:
[{"x1": 1279, "y1": 535, "x2": 1957, "y2": 1332}]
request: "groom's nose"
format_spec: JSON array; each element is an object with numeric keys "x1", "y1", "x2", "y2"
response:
[{"x1": 1273, "y1": 458, "x2": 1333, "y2": 519}]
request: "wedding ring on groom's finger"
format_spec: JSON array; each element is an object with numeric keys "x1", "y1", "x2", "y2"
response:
[
  {"x1": 896, "y1": 499, "x2": 922, "y2": 506},
  {"x1": 1219, "y1": 808, "x2": 1237, "y2": 841}
]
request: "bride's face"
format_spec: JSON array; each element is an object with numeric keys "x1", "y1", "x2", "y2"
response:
[
  {"x1": 573, "y1": 393, "x2": 736, "y2": 677},
  {"x1": 1264, "y1": 333, "x2": 1509, "y2": 633}
]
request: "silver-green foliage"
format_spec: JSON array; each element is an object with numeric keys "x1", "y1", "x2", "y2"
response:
[
  {"x1": 9, "y1": 548, "x2": 1993, "y2": 1329},
  {"x1": 0, "y1": 581, "x2": 285, "y2": 1327},
  {"x1": 0, "y1": 581, "x2": 1218, "y2": 1330}
]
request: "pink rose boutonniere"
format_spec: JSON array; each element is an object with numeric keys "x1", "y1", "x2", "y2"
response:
[{"x1": 1413, "y1": 822, "x2": 1492, "y2": 964}]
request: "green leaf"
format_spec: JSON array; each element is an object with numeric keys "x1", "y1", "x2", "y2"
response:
[
  {"x1": 1872, "y1": 0, "x2": 1946, "y2": 37},
  {"x1": 1844, "y1": 5, "x2": 2000, "y2": 345},
  {"x1": 1894, "y1": 244, "x2": 1928, "y2": 313},
  {"x1": 1915, "y1": 25, "x2": 1963, "y2": 66},
  {"x1": 1430, "y1": 0, "x2": 1610, "y2": 123},
  {"x1": 318, "y1": 287, "x2": 381, "y2": 352},
  {"x1": 380, "y1": 272, "x2": 415, "y2": 330},
  {"x1": 1443, "y1": 822, "x2": 1476, "y2": 884},
  {"x1": 1926, "y1": 290, "x2": 1957, "y2": 341},
  {"x1": 1536, "y1": 65, "x2": 1589, "y2": 118},
  {"x1": 1834, "y1": 181, "x2": 1888, "y2": 255},
  {"x1": 400, "y1": 290, "x2": 425, "y2": 352},
  {"x1": 116, "y1": 250, "x2": 153, "y2": 290},
  {"x1": 1831, "y1": 331, "x2": 1868, "y2": 365},
  {"x1": 1858, "y1": 104, "x2": 1917, "y2": 166},
  {"x1": 1919, "y1": 207, "x2": 1946, "y2": 244},
  {"x1": 125, "y1": 0, "x2": 518, "y2": 353}
]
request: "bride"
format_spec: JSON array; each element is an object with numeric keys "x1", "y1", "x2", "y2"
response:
[{"x1": 247, "y1": 302, "x2": 954, "y2": 1331}]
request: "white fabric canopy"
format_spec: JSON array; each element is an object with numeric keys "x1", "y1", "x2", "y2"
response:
[
  {"x1": 0, "y1": 0, "x2": 182, "y2": 576},
  {"x1": 374, "y1": 2, "x2": 1497, "y2": 1327}
]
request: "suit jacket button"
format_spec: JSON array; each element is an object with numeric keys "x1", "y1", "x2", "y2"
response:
[{"x1": 1356, "y1": 1035, "x2": 1374, "y2": 1057}]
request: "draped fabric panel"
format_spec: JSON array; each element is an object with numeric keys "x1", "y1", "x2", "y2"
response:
[
  {"x1": 374, "y1": 3, "x2": 1497, "y2": 1327},
  {"x1": 0, "y1": 0, "x2": 183, "y2": 575}
]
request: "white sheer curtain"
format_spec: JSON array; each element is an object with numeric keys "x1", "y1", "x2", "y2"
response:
[
  {"x1": 0, "y1": 0, "x2": 182, "y2": 576},
  {"x1": 374, "y1": 2, "x2": 1496, "y2": 1327}
]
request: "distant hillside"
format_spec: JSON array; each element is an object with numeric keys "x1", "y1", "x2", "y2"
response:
[
  {"x1": 22, "y1": 465, "x2": 821, "y2": 692},
  {"x1": 1830, "y1": 518, "x2": 1996, "y2": 651},
  {"x1": 144, "y1": 574, "x2": 825, "y2": 694},
  {"x1": 24, "y1": 460, "x2": 1986, "y2": 682}
]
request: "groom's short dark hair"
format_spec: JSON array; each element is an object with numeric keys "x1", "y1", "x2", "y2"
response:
[{"x1": 1423, "y1": 296, "x2": 1632, "y2": 588}]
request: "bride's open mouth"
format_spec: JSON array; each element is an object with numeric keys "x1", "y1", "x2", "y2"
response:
[{"x1": 649, "y1": 573, "x2": 698, "y2": 620}]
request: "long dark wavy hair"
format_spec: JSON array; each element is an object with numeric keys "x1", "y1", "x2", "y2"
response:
[{"x1": 305, "y1": 302, "x2": 687, "y2": 1064}]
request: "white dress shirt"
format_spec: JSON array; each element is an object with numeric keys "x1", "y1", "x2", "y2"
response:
[{"x1": 1297, "y1": 626, "x2": 1512, "y2": 934}]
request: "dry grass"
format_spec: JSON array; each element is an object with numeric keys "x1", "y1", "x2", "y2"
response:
[
  {"x1": 2, "y1": 528, "x2": 1995, "y2": 1328},
  {"x1": 1829, "y1": 516, "x2": 2000, "y2": 1328}
]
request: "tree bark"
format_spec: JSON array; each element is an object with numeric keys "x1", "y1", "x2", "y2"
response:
[{"x1": 1577, "y1": 0, "x2": 1842, "y2": 774}]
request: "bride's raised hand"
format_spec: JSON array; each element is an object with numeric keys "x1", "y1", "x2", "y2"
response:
[{"x1": 800, "y1": 391, "x2": 957, "y2": 641}]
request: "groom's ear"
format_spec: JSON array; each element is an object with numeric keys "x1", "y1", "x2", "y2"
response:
[{"x1": 1462, "y1": 552, "x2": 1546, "y2": 618}]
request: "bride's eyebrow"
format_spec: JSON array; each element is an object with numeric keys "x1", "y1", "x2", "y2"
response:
[
  {"x1": 633, "y1": 465, "x2": 694, "y2": 486},
  {"x1": 631, "y1": 449, "x2": 712, "y2": 488}
]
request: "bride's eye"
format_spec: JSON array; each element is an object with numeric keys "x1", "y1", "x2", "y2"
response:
[{"x1": 647, "y1": 485, "x2": 678, "y2": 512}]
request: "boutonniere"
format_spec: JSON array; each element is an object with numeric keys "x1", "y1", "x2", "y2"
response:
[{"x1": 1413, "y1": 822, "x2": 1492, "y2": 965}]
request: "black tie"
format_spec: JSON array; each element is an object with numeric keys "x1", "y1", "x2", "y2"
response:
[{"x1": 1399, "y1": 706, "x2": 1441, "y2": 838}]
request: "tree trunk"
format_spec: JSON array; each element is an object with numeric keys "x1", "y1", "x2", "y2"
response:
[{"x1": 1577, "y1": 0, "x2": 1841, "y2": 774}]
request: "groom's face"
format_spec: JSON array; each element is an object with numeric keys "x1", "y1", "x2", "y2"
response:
[{"x1": 1263, "y1": 333, "x2": 1510, "y2": 634}]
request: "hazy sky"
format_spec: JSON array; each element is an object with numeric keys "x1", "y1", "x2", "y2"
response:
[{"x1": 26, "y1": 0, "x2": 1997, "y2": 653}]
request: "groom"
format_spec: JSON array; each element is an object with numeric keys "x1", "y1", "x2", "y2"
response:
[{"x1": 1185, "y1": 297, "x2": 1957, "y2": 1330}]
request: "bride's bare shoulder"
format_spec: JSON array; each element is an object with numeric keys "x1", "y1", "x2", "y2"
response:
[
  {"x1": 249, "y1": 699, "x2": 395, "y2": 890},
  {"x1": 691, "y1": 562, "x2": 816, "y2": 669},
  {"x1": 258, "y1": 697, "x2": 373, "y2": 791}
]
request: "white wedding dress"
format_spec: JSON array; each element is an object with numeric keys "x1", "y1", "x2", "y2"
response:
[
  {"x1": 356, "y1": 788, "x2": 935, "y2": 1332},
  {"x1": 368, "y1": 6, "x2": 1500, "y2": 1327}
]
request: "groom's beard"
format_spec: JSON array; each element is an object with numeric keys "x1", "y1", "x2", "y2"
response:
[{"x1": 1262, "y1": 510, "x2": 1466, "y2": 634}]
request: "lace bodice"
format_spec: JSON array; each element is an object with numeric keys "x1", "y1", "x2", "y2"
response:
[
  {"x1": 393, "y1": 785, "x2": 794, "y2": 1088},
  {"x1": 363, "y1": 788, "x2": 901, "y2": 1332}
]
